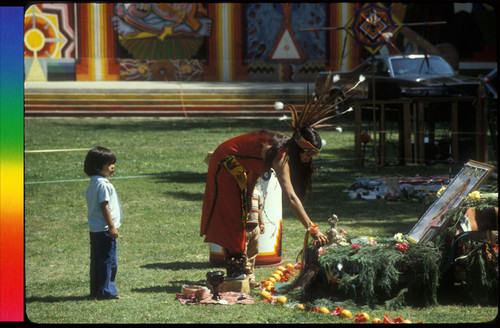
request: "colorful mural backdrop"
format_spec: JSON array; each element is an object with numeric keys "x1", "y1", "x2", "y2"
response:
[
  {"x1": 245, "y1": 3, "x2": 328, "y2": 82},
  {"x1": 23, "y1": 3, "x2": 495, "y2": 82},
  {"x1": 112, "y1": 3, "x2": 212, "y2": 81},
  {"x1": 345, "y1": 3, "x2": 402, "y2": 55},
  {"x1": 112, "y1": 3, "x2": 212, "y2": 60},
  {"x1": 22, "y1": 3, "x2": 358, "y2": 82},
  {"x1": 24, "y1": 4, "x2": 75, "y2": 58},
  {"x1": 24, "y1": 3, "x2": 76, "y2": 81},
  {"x1": 119, "y1": 58, "x2": 205, "y2": 81}
]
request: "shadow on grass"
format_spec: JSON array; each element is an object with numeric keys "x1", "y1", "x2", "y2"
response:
[
  {"x1": 150, "y1": 172, "x2": 206, "y2": 201},
  {"x1": 141, "y1": 261, "x2": 214, "y2": 271},
  {"x1": 46, "y1": 117, "x2": 288, "y2": 133},
  {"x1": 132, "y1": 279, "x2": 208, "y2": 294},
  {"x1": 138, "y1": 261, "x2": 223, "y2": 294},
  {"x1": 26, "y1": 295, "x2": 95, "y2": 303},
  {"x1": 152, "y1": 172, "x2": 206, "y2": 184}
]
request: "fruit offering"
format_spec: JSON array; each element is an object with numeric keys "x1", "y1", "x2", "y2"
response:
[
  {"x1": 340, "y1": 309, "x2": 352, "y2": 318},
  {"x1": 319, "y1": 307, "x2": 329, "y2": 314},
  {"x1": 354, "y1": 312, "x2": 370, "y2": 323},
  {"x1": 276, "y1": 296, "x2": 287, "y2": 305},
  {"x1": 259, "y1": 290, "x2": 271, "y2": 300}
]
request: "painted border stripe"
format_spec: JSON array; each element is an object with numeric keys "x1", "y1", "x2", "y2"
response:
[{"x1": 0, "y1": 6, "x2": 24, "y2": 322}]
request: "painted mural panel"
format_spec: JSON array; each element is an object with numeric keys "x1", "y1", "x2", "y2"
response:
[
  {"x1": 24, "y1": 4, "x2": 75, "y2": 58},
  {"x1": 245, "y1": 3, "x2": 327, "y2": 82},
  {"x1": 24, "y1": 4, "x2": 76, "y2": 81},
  {"x1": 112, "y1": 3, "x2": 212, "y2": 81},
  {"x1": 119, "y1": 59, "x2": 205, "y2": 81}
]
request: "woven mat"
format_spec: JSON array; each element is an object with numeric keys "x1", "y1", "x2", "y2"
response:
[{"x1": 176, "y1": 291, "x2": 255, "y2": 305}]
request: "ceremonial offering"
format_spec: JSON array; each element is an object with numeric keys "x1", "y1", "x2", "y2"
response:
[
  {"x1": 181, "y1": 285, "x2": 209, "y2": 299},
  {"x1": 206, "y1": 270, "x2": 225, "y2": 301}
]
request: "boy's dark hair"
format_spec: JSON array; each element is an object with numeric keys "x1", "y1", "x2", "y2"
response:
[{"x1": 84, "y1": 146, "x2": 116, "y2": 176}]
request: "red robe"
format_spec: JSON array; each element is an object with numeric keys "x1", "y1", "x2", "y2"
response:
[{"x1": 200, "y1": 131, "x2": 284, "y2": 253}]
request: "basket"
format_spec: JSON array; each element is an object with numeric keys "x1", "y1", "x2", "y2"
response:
[{"x1": 181, "y1": 285, "x2": 209, "y2": 299}]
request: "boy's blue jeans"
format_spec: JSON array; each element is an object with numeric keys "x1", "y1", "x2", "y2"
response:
[{"x1": 89, "y1": 231, "x2": 118, "y2": 298}]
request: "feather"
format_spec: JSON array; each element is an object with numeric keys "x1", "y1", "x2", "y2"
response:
[
  {"x1": 311, "y1": 124, "x2": 340, "y2": 130},
  {"x1": 287, "y1": 104, "x2": 299, "y2": 131},
  {"x1": 280, "y1": 70, "x2": 363, "y2": 135}
]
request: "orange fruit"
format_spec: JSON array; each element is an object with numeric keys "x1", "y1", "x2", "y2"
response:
[
  {"x1": 340, "y1": 309, "x2": 352, "y2": 318},
  {"x1": 319, "y1": 307, "x2": 329, "y2": 314},
  {"x1": 372, "y1": 318, "x2": 382, "y2": 324},
  {"x1": 402, "y1": 320, "x2": 412, "y2": 324},
  {"x1": 267, "y1": 277, "x2": 276, "y2": 284},
  {"x1": 260, "y1": 290, "x2": 271, "y2": 300},
  {"x1": 297, "y1": 304, "x2": 306, "y2": 310},
  {"x1": 271, "y1": 273, "x2": 281, "y2": 282},
  {"x1": 264, "y1": 280, "x2": 273, "y2": 287},
  {"x1": 286, "y1": 263, "x2": 295, "y2": 272},
  {"x1": 265, "y1": 285, "x2": 274, "y2": 292},
  {"x1": 356, "y1": 312, "x2": 370, "y2": 322},
  {"x1": 276, "y1": 296, "x2": 287, "y2": 305},
  {"x1": 275, "y1": 270, "x2": 284, "y2": 276},
  {"x1": 278, "y1": 266, "x2": 286, "y2": 272}
]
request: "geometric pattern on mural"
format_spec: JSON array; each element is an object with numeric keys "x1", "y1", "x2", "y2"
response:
[
  {"x1": 112, "y1": 3, "x2": 212, "y2": 60},
  {"x1": 24, "y1": 4, "x2": 75, "y2": 58},
  {"x1": 246, "y1": 3, "x2": 327, "y2": 62},
  {"x1": 245, "y1": 3, "x2": 327, "y2": 81},
  {"x1": 297, "y1": 60, "x2": 327, "y2": 75},
  {"x1": 345, "y1": 3, "x2": 402, "y2": 55}
]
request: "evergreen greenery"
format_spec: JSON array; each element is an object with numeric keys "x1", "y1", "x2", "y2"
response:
[
  {"x1": 296, "y1": 191, "x2": 497, "y2": 310},
  {"x1": 301, "y1": 240, "x2": 441, "y2": 308}
]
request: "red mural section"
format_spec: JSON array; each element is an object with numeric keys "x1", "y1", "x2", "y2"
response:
[{"x1": 76, "y1": 3, "x2": 120, "y2": 81}]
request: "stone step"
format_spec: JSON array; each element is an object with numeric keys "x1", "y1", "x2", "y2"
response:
[
  {"x1": 24, "y1": 81, "x2": 312, "y2": 95},
  {"x1": 24, "y1": 81, "x2": 312, "y2": 117},
  {"x1": 24, "y1": 96, "x2": 304, "y2": 105}
]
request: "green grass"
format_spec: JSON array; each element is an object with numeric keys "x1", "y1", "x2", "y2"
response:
[{"x1": 24, "y1": 117, "x2": 498, "y2": 324}]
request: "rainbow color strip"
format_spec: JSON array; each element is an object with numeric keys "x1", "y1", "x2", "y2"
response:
[{"x1": 0, "y1": 6, "x2": 24, "y2": 322}]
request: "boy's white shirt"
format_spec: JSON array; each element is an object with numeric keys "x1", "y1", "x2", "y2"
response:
[{"x1": 86, "y1": 175, "x2": 122, "y2": 232}]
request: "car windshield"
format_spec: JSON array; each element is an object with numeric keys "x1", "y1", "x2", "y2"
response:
[{"x1": 390, "y1": 57, "x2": 455, "y2": 78}]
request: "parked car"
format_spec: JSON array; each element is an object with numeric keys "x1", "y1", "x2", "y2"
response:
[{"x1": 315, "y1": 54, "x2": 481, "y2": 101}]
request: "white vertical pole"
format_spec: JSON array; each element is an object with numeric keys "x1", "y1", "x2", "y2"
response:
[{"x1": 93, "y1": 3, "x2": 102, "y2": 81}]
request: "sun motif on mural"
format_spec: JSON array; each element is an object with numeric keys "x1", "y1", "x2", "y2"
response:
[{"x1": 24, "y1": 5, "x2": 69, "y2": 58}]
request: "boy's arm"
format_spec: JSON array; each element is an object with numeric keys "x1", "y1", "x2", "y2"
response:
[
  {"x1": 100, "y1": 201, "x2": 118, "y2": 238},
  {"x1": 258, "y1": 201, "x2": 265, "y2": 234}
]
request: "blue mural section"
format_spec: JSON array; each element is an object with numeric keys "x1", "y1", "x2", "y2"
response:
[
  {"x1": 246, "y1": 3, "x2": 326, "y2": 61},
  {"x1": 245, "y1": 3, "x2": 327, "y2": 82}
]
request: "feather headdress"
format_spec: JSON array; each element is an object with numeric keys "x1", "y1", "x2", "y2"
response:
[{"x1": 280, "y1": 73, "x2": 363, "y2": 138}]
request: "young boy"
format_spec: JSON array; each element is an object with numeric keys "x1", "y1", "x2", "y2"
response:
[
  {"x1": 245, "y1": 185, "x2": 265, "y2": 288},
  {"x1": 84, "y1": 146, "x2": 123, "y2": 300}
]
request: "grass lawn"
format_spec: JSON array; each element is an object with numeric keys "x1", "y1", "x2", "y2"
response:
[{"x1": 24, "y1": 117, "x2": 498, "y2": 324}]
